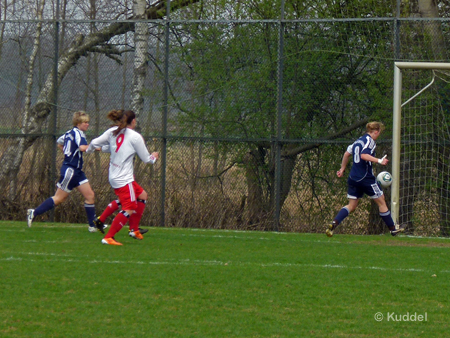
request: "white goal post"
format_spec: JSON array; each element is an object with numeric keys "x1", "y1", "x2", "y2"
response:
[{"x1": 392, "y1": 62, "x2": 450, "y2": 226}]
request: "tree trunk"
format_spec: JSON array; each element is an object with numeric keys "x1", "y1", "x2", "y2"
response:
[
  {"x1": 418, "y1": 0, "x2": 447, "y2": 60},
  {"x1": 131, "y1": 0, "x2": 149, "y2": 131},
  {"x1": 279, "y1": 156, "x2": 296, "y2": 208},
  {"x1": 244, "y1": 147, "x2": 270, "y2": 226}
]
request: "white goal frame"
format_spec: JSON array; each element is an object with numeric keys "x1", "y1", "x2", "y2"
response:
[{"x1": 392, "y1": 62, "x2": 450, "y2": 224}]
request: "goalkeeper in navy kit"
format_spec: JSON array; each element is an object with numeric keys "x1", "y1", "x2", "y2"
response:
[{"x1": 326, "y1": 121, "x2": 406, "y2": 237}]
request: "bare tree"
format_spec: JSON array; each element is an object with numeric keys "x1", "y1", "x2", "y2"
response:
[{"x1": 0, "y1": 0, "x2": 200, "y2": 195}]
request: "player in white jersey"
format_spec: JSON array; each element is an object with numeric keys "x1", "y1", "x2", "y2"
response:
[
  {"x1": 27, "y1": 111, "x2": 98, "y2": 231},
  {"x1": 91, "y1": 144, "x2": 148, "y2": 236},
  {"x1": 326, "y1": 121, "x2": 405, "y2": 237},
  {"x1": 86, "y1": 109, "x2": 158, "y2": 245}
]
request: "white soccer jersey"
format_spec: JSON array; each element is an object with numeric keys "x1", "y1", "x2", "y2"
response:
[{"x1": 87, "y1": 127, "x2": 156, "y2": 189}]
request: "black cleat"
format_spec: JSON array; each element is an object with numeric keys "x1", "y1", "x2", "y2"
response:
[
  {"x1": 138, "y1": 227, "x2": 148, "y2": 235},
  {"x1": 326, "y1": 220, "x2": 338, "y2": 237},
  {"x1": 93, "y1": 216, "x2": 105, "y2": 234},
  {"x1": 390, "y1": 224, "x2": 406, "y2": 236}
]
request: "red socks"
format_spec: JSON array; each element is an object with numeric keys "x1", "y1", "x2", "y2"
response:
[
  {"x1": 103, "y1": 199, "x2": 146, "y2": 237},
  {"x1": 129, "y1": 200, "x2": 146, "y2": 232},
  {"x1": 99, "y1": 199, "x2": 120, "y2": 223},
  {"x1": 104, "y1": 211, "x2": 129, "y2": 239}
]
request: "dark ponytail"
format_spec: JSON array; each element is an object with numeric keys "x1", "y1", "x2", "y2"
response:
[{"x1": 107, "y1": 109, "x2": 136, "y2": 136}]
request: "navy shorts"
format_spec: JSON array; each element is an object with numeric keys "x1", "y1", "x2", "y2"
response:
[
  {"x1": 347, "y1": 176, "x2": 383, "y2": 200},
  {"x1": 57, "y1": 165, "x2": 89, "y2": 193}
]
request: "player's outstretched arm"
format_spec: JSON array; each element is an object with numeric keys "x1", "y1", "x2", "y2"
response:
[{"x1": 86, "y1": 129, "x2": 111, "y2": 153}]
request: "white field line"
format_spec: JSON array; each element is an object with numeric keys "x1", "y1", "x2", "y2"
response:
[{"x1": 0, "y1": 252, "x2": 443, "y2": 274}]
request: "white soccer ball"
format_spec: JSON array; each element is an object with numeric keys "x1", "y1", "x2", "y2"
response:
[{"x1": 377, "y1": 171, "x2": 392, "y2": 188}]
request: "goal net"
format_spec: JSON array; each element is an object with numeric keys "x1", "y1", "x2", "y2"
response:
[{"x1": 392, "y1": 62, "x2": 450, "y2": 237}]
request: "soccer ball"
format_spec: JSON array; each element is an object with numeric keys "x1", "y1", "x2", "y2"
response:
[{"x1": 377, "y1": 171, "x2": 392, "y2": 188}]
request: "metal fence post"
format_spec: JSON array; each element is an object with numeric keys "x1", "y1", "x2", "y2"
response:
[
  {"x1": 50, "y1": 0, "x2": 60, "y2": 222},
  {"x1": 160, "y1": 0, "x2": 171, "y2": 227},
  {"x1": 274, "y1": 0, "x2": 286, "y2": 231}
]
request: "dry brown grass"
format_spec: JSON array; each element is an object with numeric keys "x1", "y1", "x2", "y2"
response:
[{"x1": 1, "y1": 138, "x2": 448, "y2": 237}]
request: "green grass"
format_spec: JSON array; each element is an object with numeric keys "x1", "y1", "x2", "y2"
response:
[{"x1": 1, "y1": 221, "x2": 449, "y2": 337}]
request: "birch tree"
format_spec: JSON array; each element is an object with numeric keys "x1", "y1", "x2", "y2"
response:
[
  {"x1": 7, "y1": 0, "x2": 46, "y2": 198},
  {"x1": 131, "y1": 0, "x2": 149, "y2": 128}
]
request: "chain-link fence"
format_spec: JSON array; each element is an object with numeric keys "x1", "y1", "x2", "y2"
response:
[{"x1": 1, "y1": 0, "x2": 450, "y2": 236}]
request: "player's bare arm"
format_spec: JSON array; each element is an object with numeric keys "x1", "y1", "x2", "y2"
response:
[
  {"x1": 337, "y1": 151, "x2": 352, "y2": 177},
  {"x1": 361, "y1": 153, "x2": 388, "y2": 165},
  {"x1": 79, "y1": 144, "x2": 89, "y2": 152}
]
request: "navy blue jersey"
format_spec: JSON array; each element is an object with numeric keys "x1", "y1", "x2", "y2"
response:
[
  {"x1": 349, "y1": 133, "x2": 376, "y2": 182},
  {"x1": 57, "y1": 127, "x2": 87, "y2": 169}
]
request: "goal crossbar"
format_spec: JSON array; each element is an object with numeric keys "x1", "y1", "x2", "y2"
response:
[
  {"x1": 392, "y1": 62, "x2": 450, "y2": 224},
  {"x1": 395, "y1": 62, "x2": 450, "y2": 70}
]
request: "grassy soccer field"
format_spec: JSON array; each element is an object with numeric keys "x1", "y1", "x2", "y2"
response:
[{"x1": 0, "y1": 221, "x2": 449, "y2": 337}]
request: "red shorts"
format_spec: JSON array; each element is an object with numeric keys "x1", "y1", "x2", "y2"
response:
[{"x1": 114, "y1": 181, "x2": 144, "y2": 211}]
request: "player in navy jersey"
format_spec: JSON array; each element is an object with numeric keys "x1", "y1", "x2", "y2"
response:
[
  {"x1": 27, "y1": 111, "x2": 99, "y2": 232},
  {"x1": 326, "y1": 121, "x2": 406, "y2": 237}
]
